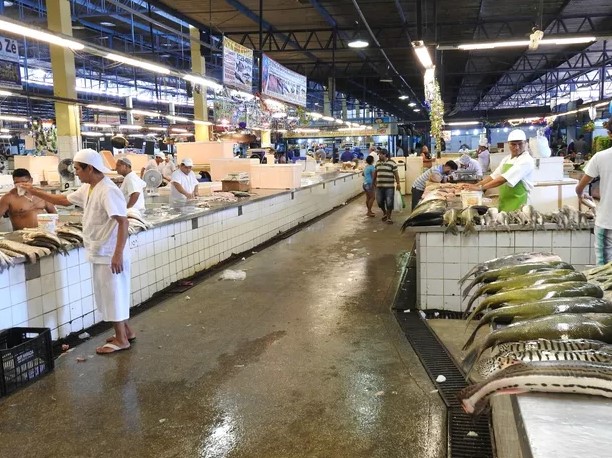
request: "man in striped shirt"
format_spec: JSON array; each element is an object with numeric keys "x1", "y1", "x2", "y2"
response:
[
  {"x1": 373, "y1": 149, "x2": 401, "y2": 224},
  {"x1": 411, "y1": 160, "x2": 458, "y2": 210}
]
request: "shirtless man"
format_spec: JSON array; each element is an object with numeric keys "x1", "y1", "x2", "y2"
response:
[{"x1": 0, "y1": 168, "x2": 56, "y2": 230}]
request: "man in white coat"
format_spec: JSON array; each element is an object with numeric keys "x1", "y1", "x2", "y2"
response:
[
  {"x1": 21, "y1": 149, "x2": 134, "y2": 355},
  {"x1": 170, "y1": 158, "x2": 199, "y2": 202},
  {"x1": 116, "y1": 157, "x2": 147, "y2": 213},
  {"x1": 477, "y1": 139, "x2": 491, "y2": 173}
]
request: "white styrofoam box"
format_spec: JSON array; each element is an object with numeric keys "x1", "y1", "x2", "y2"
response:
[
  {"x1": 11, "y1": 303, "x2": 28, "y2": 326},
  {"x1": 8, "y1": 264, "x2": 24, "y2": 286},
  {"x1": 479, "y1": 232, "x2": 497, "y2": 247},
  {"x1": 514, "y1": 231, "x2": 534, "y2": 248},
  {"x1": 42, "y1": 292, "x2": 58, "y2": 314},
  {"x1": 497, "y1": 232, "x2": 515, "y2": 248},
  {"x1": 444, "y1": 262, "x2": 461, "y2": 283},
  {"x1": 553, "y1": 231, "x2": 572, "y2": 247},
  {"x1": 571, "y1": 248, "x2": 591, "y2": 266},
  {"x1": 571, "y1": 231, "x2": 592, "y2": 248},
  {"x1": 427, "y1": 233, "x2": 443, "y2": 247},
  {"x1": 479, "y1": 247, "x2": 497, "y2": 263},
  {"x1": 532, "y1": 157, "x2": 564, "y2": 182},
  {"x1": 26, "y1": 297, "x2": 42, "y2": 319},
  {"x1": 10, "y1": 283, "x2": 26, "y2": 307},
  {"x1": 533, "y1": 231, "x2": 553, "y2": 248}
]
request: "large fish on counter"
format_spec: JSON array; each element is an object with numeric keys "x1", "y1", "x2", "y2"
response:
[
  {"x1": 476, "y1": 348, "x2": 612, "y2": 379},
  {"x1": 494, "y1": 338, "x2": 610, "y2": 355},
  {"x1": 462, "y1": 261, "x2": 575, "y2": 307},
  {"x1": 458, "y1": 251, "x2": 562, "y2": 287},
  {"x1": 463, "y1": 297, "x2": 612, "y2": 350},
  {"x1": 464, "y1": 281, "x2": 604, "y2": 325},
  {"x1": 464, "y1": 269, "x2": 584, "y2": 302},
  {"x1": 462, "y1": 313, "x2": 612, "y2": 374},
  {"x1": 401, "y1": 199, "x2": 446, "y2": 231},
  {"x1": 459, "y1": 361, "x2": 612, "y2": 415}
]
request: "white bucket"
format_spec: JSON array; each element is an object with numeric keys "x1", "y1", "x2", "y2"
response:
[
  {"x1": 461, "y1": 190, "x2": 483, "y2": 208},
  {"x1": 37, "y1": 213, "x2": 59, "y2": 233}
]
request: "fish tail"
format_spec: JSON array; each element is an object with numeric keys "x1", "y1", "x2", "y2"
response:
[
  {"x1": 461, "y1": 276, "x2": 481, "y2": 301},
  {"x1": 458, "y1": 266, "x2": 478, "y2": 286},
  {"x1": 462, "y1": 322, "x2": 483, "y2": 351}
]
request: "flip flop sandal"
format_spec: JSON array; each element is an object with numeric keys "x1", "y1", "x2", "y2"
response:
[
  {"x1": 106, "y1": 335, "x2": 136, "y2": 343},
  {"x1": 96, "y1": 343, "x2": 130, "y2": 355}
]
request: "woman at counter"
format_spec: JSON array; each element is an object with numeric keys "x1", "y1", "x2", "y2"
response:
[{"x1": 466, "y1": 129, "x2": 534, "y2": 212}]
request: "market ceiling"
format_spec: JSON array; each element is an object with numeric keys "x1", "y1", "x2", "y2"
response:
[{"x1": 151, "y1": 0, "x2": 612, "y2": 121}]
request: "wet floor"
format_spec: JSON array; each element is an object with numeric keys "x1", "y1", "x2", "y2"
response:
[{"x1": 0, "y1": 199, "x2": 445, "y2": 458}]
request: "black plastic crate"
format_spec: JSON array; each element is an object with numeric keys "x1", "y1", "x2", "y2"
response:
[{"x1": 0, "y1": 327, "x2": 54, "y2": 396}]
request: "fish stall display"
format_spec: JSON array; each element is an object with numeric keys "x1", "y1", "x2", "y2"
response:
[{"x1": 456, "y1": 252, "x2": 612, "y2": 414}]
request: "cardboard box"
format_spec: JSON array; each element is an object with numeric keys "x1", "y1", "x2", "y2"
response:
[{"x1": 221, "y1": 180, "x2": 250, "y2": 192}]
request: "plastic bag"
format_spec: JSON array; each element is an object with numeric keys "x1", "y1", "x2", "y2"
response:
[
  {"x1": 393, "y1": 190, "x2": 403, "y2": 212},
  {"x1": 219, "y1": 269, "x2": 247, "y2": 281}
]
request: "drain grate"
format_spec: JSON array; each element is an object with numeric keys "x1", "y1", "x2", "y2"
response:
[{"x1": 395, "y1": 311, "x2": 493, "y2": 458}]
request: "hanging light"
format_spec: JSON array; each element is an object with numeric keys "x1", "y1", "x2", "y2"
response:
[
  {"x1": 412, "y1": 40, "x2": 434, "y2": 69},
  {"x1": 348, "y1": 20, "x2": 369, "y2": 48}
]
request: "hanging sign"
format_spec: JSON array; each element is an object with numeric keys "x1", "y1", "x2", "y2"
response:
[
  {"x1": 0, "y1": 35, "x2": 21, "y2": 89},
  {"x1": 261, "y1": 54, "x2": 307, "y2": 107},
  {"x1": 222, "y1": 37, "x2": 253, "y2": 93}
]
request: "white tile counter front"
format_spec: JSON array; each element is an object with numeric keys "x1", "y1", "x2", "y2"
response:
[
  {"x1": 412, "y1": 226, "x2": 596, "y2": 312},
  {"x1": 0, "y1": 173, "x2": 362, "y2": 340}
]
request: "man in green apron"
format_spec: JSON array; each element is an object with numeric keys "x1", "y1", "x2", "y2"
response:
[{"x1": 467, "y1": 130, "x2": 534, "y2": 212}]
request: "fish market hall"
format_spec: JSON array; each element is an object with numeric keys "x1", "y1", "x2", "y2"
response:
[{"x1": 0, "y1": 0, "x2": 611, "y2": 457}]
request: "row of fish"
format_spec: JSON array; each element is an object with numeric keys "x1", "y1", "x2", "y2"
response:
[
  {"x1": 127, "y1": 209, "x2": 153, "y2": 235},
  {"x1": 455, "y1": 252, "x2": 612, "y2": 414}
]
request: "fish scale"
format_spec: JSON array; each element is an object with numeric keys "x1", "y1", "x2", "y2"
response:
[{"x1": 459, "y1": 361, "x2": 612, "y2": 415}]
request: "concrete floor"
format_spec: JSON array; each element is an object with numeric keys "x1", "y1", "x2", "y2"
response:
[{"x1": 0, "y1": 199, "x2": 445, "y2": 458}]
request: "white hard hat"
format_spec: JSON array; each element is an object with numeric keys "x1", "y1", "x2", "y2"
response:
[
  {"x1": 73, "y1": 149, "x2": 111, "y2": 173},
  {"x1": 507, "y1": 129, "x2": 527, "y2": 142}
]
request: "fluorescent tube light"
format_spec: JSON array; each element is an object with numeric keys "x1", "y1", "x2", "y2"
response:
[
  {"x1": 105, "y1": 53, "x2": 170, "y2": 75},
  {"x1": 0, "y1": 18, "x2": 84, "y2": 50},
  {"x1": 445, "y1": 121, "x2": 479, "y2": 126},
  {"x1": 457, "y1": 36, "x2": 596, "y2": 50},
  {"x1": 348, "y1": 39, "x2": 369, "y2": 49},
  {"x1": 408, "y1": 102, "x2": 417, "y2": 107},
  {"x1": 131, "y1": 109, "x2": 161, "y2": 117},
  {"x1": 192, "y1": 120, "x2": 213, "y2": 125},
  {"x1": 166, "y1": 115, "x2": 189, "y2": 122},
  {"x1": 0, "y1": 90, "x2": 13, "y2": 96},
  {"x1": 118, "y1": 124, "x2": 143, "y2": 130},
  {"x1": 0, "y1": 114, "x2": 28, "y2": 122},
  {"x1": 82, "y1": 123, "x2": 112, "y2": 128},
  {"x1": 0, "y1": 134, "x2": 12, "y2": 139},
  {"x1": 87, "y1": 104, "x2": 123, "y2": 112},
  {"x1": 171, "y1": 128, "x2": 188, "y2": 133},
  {"x1": 399, "y1": 95, "x2": 409, "y2": 100},
  {"x1": 183, "y1": 74, "x2": 223, "y2": 91},
  {"x1": 147, "y1": 127, "x2": 167, "y2": 131},
  {"x1": 412, "y1": 41, "x2": 433, "y2": 69},
  {"x1": 81, "y1": 131, "x2": 104, "y2": 137}
]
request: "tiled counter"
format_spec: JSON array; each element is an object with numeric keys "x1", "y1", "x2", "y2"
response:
[
  {"x1": 409, "y1": 225, "x2": 596, "y2": 312},
  {"x1": 0, "y1": 173, "x2": 363, "y2": 340}
]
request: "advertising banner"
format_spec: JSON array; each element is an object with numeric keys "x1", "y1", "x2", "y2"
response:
[
  {"x1": 222, "y1": 37, "x2": 253, "y2": 93},
  {"x1": 261, "y1": 54, "x2": 307, "y2": 107},
  {"x1": 0, "y1": 35, "x2": 21, "y2": 89}
]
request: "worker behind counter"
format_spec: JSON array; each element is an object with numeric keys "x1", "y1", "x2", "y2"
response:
[
  {"x1": 466, "y1": 129, "x2": 535, "y2": 212},
  {"x1": 141, "y1": 151, "x2": 172, "y2": 182},
  {"x1": 455, "y1": 153, "x2": 483, "y2": 178},
  {"x1": 410, "y1": 161, "x2": 458, "y2": 210},
  {"x1": 0, "y1": 168, "x2": 57, "y2": 230},
  {"x1": 115, "y1": 157, "x2": 147, "y2": 213},
  {"x1": 170, "y1": 158, "x2": 199, "y2": 202}
]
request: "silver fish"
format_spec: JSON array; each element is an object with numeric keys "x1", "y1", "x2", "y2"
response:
[
  {"x1": 494, "y1": 338, "x2": 611, "y2": 355},
  {"x1": 459, "y1": 361, "x2": 612, "y2": 415},
  {"x1": 0, "y1": 240, "x2": 50, "y2": 263}
]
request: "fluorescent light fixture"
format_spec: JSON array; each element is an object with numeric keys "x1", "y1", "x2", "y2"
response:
[
  {"x1": 0, "y1": 114, "x2": 28, "y2": 122},
  {"x1": 175, "y1": 132, "x2": 194, "y2": 137},
  {"x1": 128, "y1": 134, "x2": 144, "y2": 138},
  {"x1": 308, "y1": 112, "x2": 323, "y2": 119},
  {"x1": 412, "y1": 41, "x2": 434, "y2": 69},
  {"x1": 445, "y1": 121, "x2": 479, "y2": 126},
  {"x1": 408, "y1": 102, "x2": 417, "y2": 107},
  {"x1": 399, "y1": 95, "x2": 409, "y2": 100},
  {"x1": 171, "y1": 128, "x2": 188, "y2": 133},
  {"x1": 147, "y1": 127, "x2": 167, "y2": 131},
  {"x1": 81, "y1": 131, "x2": 103, "y2": 137},
  {"x1": 379, "y1": 77, "x2": 393, "y2": 83},
  {"x1": 131, "y1": 109, "x2": 161, "y2": 117},
  {"x1": 183, "y1": 74, "x2": 223, "y2": 91},
  {"x1": 166, "y1": 115, "x2": 189, "y2": 122},
  {"x1": 276, "y1": 129, "x2": 287, "y2": 133},
  {"x1": 0, "y1": 134, "x2": 12, "y2": 139},
  {"x1": 118, "y1": 124, "x2": 143, "y2": 130},
  {"x1": 87, "y1": 104, "x2": 123, "y2": 112},
  {"x1": 0, "y1": 128, "x2": 9, "y2": 132},
  {"x1": 457, "y1": 36, "x2": 596, "y2": 50},
  {"x1": 0, "y1": 90, "x2": 13, "y2": 96},
  {"x1": 413, "y1": 108, "x2": 421, "y2": 112},
  {"x1": 0, "y1": 18, "x2": 85, "y2": 50},
  {"x1": 348, "y1": 38, "x2": 369, "y2": 49},
  {"x1": 82, "y1": 123, "x2": 112, "y2": 128},
  {"x1": 100, "y1": 21, "x2": 115, "y2": 27},
  {"x1": 321, "y1": 116, "x2": 335, "y2": 122},
  {"x1": 192, "y1": 119, "x2": 213, "y2": 125},
  {"x1": 105, "y1": 53, "x2": 170, "y2": 75},
  {"x1": 595, "y1": 102, "x2": 609, "y2": 107}
]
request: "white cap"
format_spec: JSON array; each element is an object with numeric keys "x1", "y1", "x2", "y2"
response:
[
  {"x1": 116, "y1": 156, "x2": 132, "y2": 167},
  {"x1": 181, "y1": 158, "x2": 194, "y2": 167},
  {"x1": 458, "y1": 154, "x2": 471, "y2": 165},
  {"x1": 73, "y1": 149, "x2": 111, "y2": 173},
  {"x1": 154, "y1": 151, "x2": 165, "y2": 159},
  {"x1": 507, "y1": 129, "x2": 527, "y2": 142},
  {"x1": 478, "y1": 139, "x2": 488, "y2": 147}
]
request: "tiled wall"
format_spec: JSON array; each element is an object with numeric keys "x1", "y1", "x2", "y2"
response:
[
  {"x1": 0, "y1": 174, "x2": 362, "y2": 340},
  {"x1": 417, "y1": 229, "x2": 596, "y2": 312}
]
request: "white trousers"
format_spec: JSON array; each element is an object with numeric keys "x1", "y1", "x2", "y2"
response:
[{"x1": 92, "y1": 262, "x2": 131, "y2": 322}]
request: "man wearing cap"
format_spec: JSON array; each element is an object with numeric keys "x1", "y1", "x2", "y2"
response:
[
  {"x1": 162, "y1": 154, "x2": 176, "y2": 179},
  {"x1": 170, "y1": 158, "x2": 199, "y2": 202},
  {"x1": 141, "y1": 151, "x2": 171, "y2": 182},
  {"x1": 19, "y1": 149, "x2": 134, "y2": 355},
  {"x1": 468, "y1": 129, "x2": 535, "y2": 212},
  {"x1": 456, "y1": 153, "x2": 483, "y2": 178},
  {"x1": 477, "y1": 140, "x2": 491, "y2": 173},
  {"x1": 116, "y1": 157, "x2": 147, "y2": 213},
  {"x1": 576, "y1": 116, "x2": 612, "y2": 265}
]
